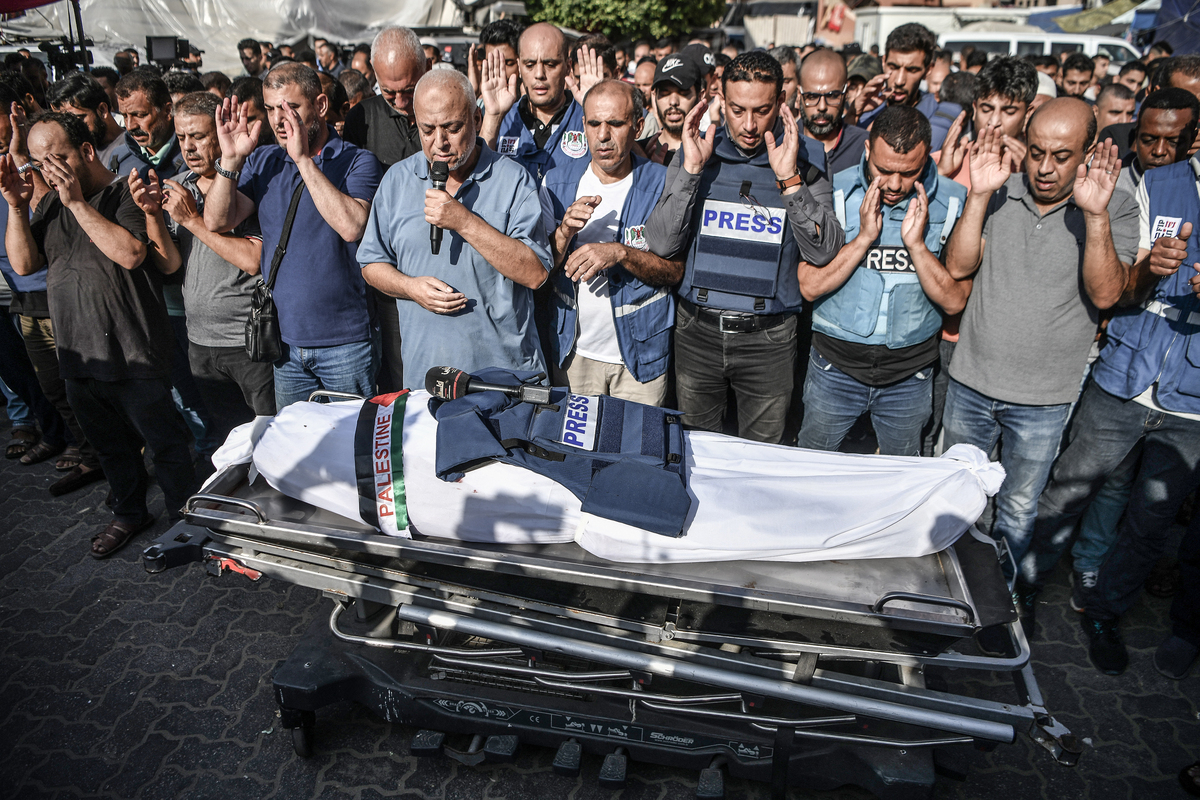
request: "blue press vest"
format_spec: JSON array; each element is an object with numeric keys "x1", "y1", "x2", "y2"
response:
[
  {"x1": 678, "y1": 124, "x2": 824, "y2": 315},
  {"x1": 431, "y1": 368, "x2": 690, "y2": 536},
  {"x1": 495, "y1": 98, "x2": 588, "y2": 182},
  {"x1": 542, "y1": 156, "x2": 673, "y2": 383},
  {"x1": 859, "y1": 93, "x2": 963, "y2": 153},
  {"x1": 812, "y1": 156, "x2": 965, "y2": 349},
  {"x1": 1092, "y1": 160, "x2": 1200, "y2": 414}
]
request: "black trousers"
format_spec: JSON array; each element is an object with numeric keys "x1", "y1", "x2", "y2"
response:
[
  {"x1": 65, "y1": 376, "x2": 197, "y2": 523},
  {"x1": 188, "y1": 342, "x2": 276, "y2": 446}
]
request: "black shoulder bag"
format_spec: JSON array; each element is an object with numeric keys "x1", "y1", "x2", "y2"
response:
[{"x1": 246, "y1": 183, "x2": 306, "y2": 363}]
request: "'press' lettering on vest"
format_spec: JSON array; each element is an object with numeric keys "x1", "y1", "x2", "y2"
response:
[
  {"x1": 864, "y1": 246, "x2": 916, "y2": 273},
  {"x1": 560, "y1": 394, "x2": 599, "y2": 450},
  {"x1": 1151, "y1": 215, "x2": 1182, "y2": 241},
  {"x1": 699, "y1": 199, "x2": 785, "y2": 243}
]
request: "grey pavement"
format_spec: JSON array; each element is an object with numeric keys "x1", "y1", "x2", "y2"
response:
[{"x1": 1, "y1": 417, "x2": 1197, "y2": 800}]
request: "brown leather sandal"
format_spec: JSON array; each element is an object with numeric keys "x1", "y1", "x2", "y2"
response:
[
  {"x1": 5, "y1": 428, "x2": 38, "y2": 459},
  {"x1": 19, "y1": 439, "x2": 65, "y2": 466},
  {"x1": 90, "y1": 514, "x2": 155, "y2": 559},
  {"x1": 55, "y1": 445, "x2": 83, "y2": 471}
]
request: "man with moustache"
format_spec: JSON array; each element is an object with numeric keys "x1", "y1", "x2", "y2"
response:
[
  {"x1": 641, "y1": 53, "x2": 702, "y2": 167},
  {"x1": 109, "y1": 71, "x2": 186, "y2": 181},
  {"x1": 797, "y1": 105, "x2": 968, "y2": 456},
  {"x1": 358, "y1": 69, "x2": 551, "y2": 389},
  {"x1": 480, "y1": 22, "x2": 589, "y2": 182},
  {"x1": 941, "y1": 99, "x2": 1138, "y2": 598},
  {"x1": 645, "y1": 52, "x2": 843, "y2": 443},
  {"x1": 205, "y1": 62, "x2": 383, "y2": 408},
  {"x1": 800, "y1": 49, "x2": 870, "y2": 176},
  {"x1": 158, "y1": 91, "x2": 273, "y2": 447},
  {"x1": 541, "y1": 81, "x2": 681, "y2": 403}
]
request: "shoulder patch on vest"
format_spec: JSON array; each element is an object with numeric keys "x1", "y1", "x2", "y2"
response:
[
  {"x1": 1151, "y1": 215, "x2": 1182, "y2": 242},
  {"x1": 560, "y1": 130, "x2": 588, "y2": 158},
  {"x1": 624, "y1": 224, "x2": 648, "y2": 251}
]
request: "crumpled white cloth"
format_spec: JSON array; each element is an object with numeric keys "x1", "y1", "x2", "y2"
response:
[{"x1": 209, "y1": 395, "x2": 1005, "y2": 563}]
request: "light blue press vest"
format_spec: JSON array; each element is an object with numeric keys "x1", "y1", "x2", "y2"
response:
[
  {"x1": 542, "y1": 156, "x2": 673, "y2": 383},
  {"x1": 495, "y1": 98, "x2": 588, "y2": 182},
  {"x1": 812, "y1": 156, "x2": 965, "y2": 349},
  {"x1": 1092, "y1": 159, "x2": 1200, "y2": 414}
]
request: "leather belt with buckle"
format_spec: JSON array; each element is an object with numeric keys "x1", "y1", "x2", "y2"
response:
[{"x1": 681, "y1": 299, "x2": 791, "y2": 334}]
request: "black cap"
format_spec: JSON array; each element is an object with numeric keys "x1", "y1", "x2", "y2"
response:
[
  {"x1": 680, "y1": 43, "x2": 716, "y2": 75},
  {"x1": 652, "y1": 53, "x2": 702, "y2": 92}
]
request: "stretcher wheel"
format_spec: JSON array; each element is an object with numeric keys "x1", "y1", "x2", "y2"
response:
[{"x1": 292, "y1": 725, "x2": 314, "y2": 758}]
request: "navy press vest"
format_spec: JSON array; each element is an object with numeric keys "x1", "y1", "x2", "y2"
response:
[
  {"x1": 1092, "y1": 160, "x2": 1200, "y2": 414},
  {"x1": 813, "y1": 156, "x2": 965, "y2": 349},
  {"x1": 432, "y1": 368, "x2": 691, "y2": 536},
  {"x1": 678, "y1": 124, "x2": 822, "y2": 314},
  {"x1": 542, "y1": 156, "x2": 673, "y2": 383},
  {"x1": 495, "y1": 97, "x2": 588, "y2": 182}
]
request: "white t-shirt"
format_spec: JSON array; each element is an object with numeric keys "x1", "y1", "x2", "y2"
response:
[{"x1": 571, "y1": 167, "x2": 633, "y2": 364}]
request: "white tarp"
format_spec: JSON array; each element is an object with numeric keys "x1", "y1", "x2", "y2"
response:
[
  {"x1": 210, "y1": 394, "x2": 1005, "y2": 564},
  {"x1": 1, "y1": 0, "x2": 450, "y2": 75}
]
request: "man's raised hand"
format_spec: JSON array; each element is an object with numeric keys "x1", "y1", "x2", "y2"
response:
[
  {"x1": 968, "y1": 125, "x2": 1011, "y2": 194},
  {"x1": 481, "y1": 48, "x2": 519, "y2": 119},
  {"x1": 0, "y1": 154, "x2": 33, "y2": 209},
  {"x1": 765, "y1": 104, "x2": 801, "y2": 182},
  {"x1": 681, "y1": 99, "x2": 715, "y2": 175},
  {"x1": 215, "y1": 95, "x2": 261, "y2": 169},
  {"x1": 1073, "y1": 139, "x2": 1119, "y2": 216}
]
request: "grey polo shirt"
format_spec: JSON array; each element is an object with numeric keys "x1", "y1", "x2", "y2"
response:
[
  {"x1": 949, "y1": 173, "x2": 1139, "y2": 406},
  {"x1": 357, "y1": 141, "x2": 552, "y2": 390}
]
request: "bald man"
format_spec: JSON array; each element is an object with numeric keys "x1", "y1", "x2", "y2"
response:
[
  {"x1": 343, "y1": 26, "x2": 428, "y2": 169},
  {"x1": 940, "y1": 98, "x2": 1139, "y2": 624},
  {"x1": 799, "y1": 49, "x2": 869, "y2": 175},
  {"x1": 480, "y1": 22, "x2": 589, "y2": 182},
  {"x1": 358, "y1": 69, "x2": 552, "y2": 389}
]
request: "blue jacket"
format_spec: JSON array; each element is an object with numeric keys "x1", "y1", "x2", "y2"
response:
[
  {"x1": 542, "y1": 156, "x2": 673, "y2": 383},
  {"x1": 813, "y1": 155, "x2": 966, "y2": 349},
  {"x1": 0, "y1": 201, "x2": 46, "y2": 295},
  {"x1": 495, "y1": 98, "x2": 588, "y2": 183},
  {"x1": 859, "y1": 93, "x2": 963, "y2": 153},
  {"x1": 106, "y1": 131, "x2": 186, "y2": 183},
  {"x1": 678, "y1": 121, "x2": 824, "y2": 315},
  {"x1": 431, "y1": 368, "x2": 691, "y2": 536},
  {"x1": 1092, "y1": 159, "x2": 1200, "y2": 414}
]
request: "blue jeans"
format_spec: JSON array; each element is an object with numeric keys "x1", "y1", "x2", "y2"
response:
[
  {"x1": 273, "y1": 339, "x2": 377, "y2": 408},
  {"x1": 942, "y1": 378, "x2": 1072, "y2": 570},
  {"x1": 797, "y1": 347, "x2": 933, "y2": 456},
  {"x1": 1070, "y1": 441, "x2": 1138, "y2": 575}
]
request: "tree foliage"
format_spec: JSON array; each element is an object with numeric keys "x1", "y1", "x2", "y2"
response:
[{"x1": 524, "y1": 0, "x2": 726, "y2": 41}]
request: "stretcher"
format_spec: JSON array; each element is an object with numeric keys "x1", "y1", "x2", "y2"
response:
[{"x1": 143, "y1": 476, "x2": 1079, "y2": 797}]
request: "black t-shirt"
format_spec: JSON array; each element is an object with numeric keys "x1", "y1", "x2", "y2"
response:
[
  {"x1": 813, "y1": 330, "x2": 939, "y2": 387},
  {"x1": 33, "y1": 179, "x2": 172, "y2": 382},
  {"x1": 342, "y1": 95, "x2": 422, "y2": 169},
  {"x1": 518, "y1": 93, "x2": 573, "y2": 150}
]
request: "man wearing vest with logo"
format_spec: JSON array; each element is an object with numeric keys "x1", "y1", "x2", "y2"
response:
[
  {"x1": 645, "y1": 52, "x2": 843, "y2": 444},
  {"x1": 850, "y1": 24, "x2": 962, "y2": 153},
  {"x1": 1019, "y1": 152, "x2": 1200, "y2": 678},
  {"x1": 480, "y1": 23, "x2": 589, "y2": 182},
  {"x1": 797, "y1": 106, "x2": 968, "y2": 455},
  {"x1": 540, "y1": 81, "x2": 682, "y2": 404}
]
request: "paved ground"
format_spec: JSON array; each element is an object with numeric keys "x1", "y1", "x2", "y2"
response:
[{"x1": 1, "y1": 421, "x2": 1197, "y2": 800}]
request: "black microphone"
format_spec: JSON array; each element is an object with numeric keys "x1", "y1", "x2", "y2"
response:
[
  {"x1": 429, "y1": 160, "x2": 449, "y2": 255},
  {"x1": 425, "y1": 366, "x2": 552, "y2": 405}
]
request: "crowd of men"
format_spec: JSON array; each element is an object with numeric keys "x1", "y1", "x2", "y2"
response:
[{"x1": 0, "y1": 22, "x2": 1198, "y2": 685}]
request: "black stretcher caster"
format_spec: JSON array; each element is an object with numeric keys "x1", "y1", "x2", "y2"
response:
[
  {"x1": 291, "y1": 724, "x2": 313, "y2": 758},
  {"x1": 410, "y1": 729, "x2": 445, "y2": 757},
  {"x1": 697, "y1": 757, "x2": 726, "y2": 799},
  {"x1": 281, "y1": 708, "x2": 316, "y2": 758}
]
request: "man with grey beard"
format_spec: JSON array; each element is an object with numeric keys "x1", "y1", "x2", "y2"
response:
[{"x1": 800, "y1": 49, "x2": 869, "y2": 176}]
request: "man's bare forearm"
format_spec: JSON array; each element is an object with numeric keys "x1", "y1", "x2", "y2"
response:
[
  {"x1": 620, "y1": 247, "x2": 684, "y2": 287},
  {"x1": 179, "y1": 216, "x2": 262, "y2": 274},
  {"x1": 1081, "y1": 211, "x2": 1127, "y2": 310},
  {"x1": 911, "y1": 245, "x2": 970, "y2": 315},
  {"x1": 144, "y1": 210, "x2": 181, "y2": 274},
  {"x1": 458, "y1": 214, "x2": 547, "y2": 289},
  {"x1": 798, "y1": 232, "x2": 872, "y2": 302},
  {"x1": 944, "y1": 191, "x2": 989, "y2": 279},
  {"x1": 295, "y1": 157, "x2": 371, "y2": 242},
  {"x1": 67, "y1": 199, "x2": 146, "y2": 270},
  {"x1": 5, "y1": 204, "x2": 42, "y2": 275}
]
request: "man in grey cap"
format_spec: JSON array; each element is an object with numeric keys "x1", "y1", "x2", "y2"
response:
[
  {"x1": 642, "y1": 53, "x2": 703, "y2": 167},
  {"x1": 844, "y1": 53, "x2": 882, "y2": 127}
]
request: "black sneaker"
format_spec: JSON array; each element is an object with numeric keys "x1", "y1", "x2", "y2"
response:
[
  {"x1": 1081, "y1": 615, "x2": 1128, "y2": 675},
  {"x1": 1153, "y1": 635, "x2": 1199, "y2": 680},
  {"x1": 1013, "y1": 580, "x2": 1038, "y2": 639},
  {"x1": 1070, "y1": 570, "x2": 1098, "y2": 614}
]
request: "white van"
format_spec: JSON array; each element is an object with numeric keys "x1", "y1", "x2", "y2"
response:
[{"x1": 936, "y1": 32, "x2": 1140, "y2": 74}]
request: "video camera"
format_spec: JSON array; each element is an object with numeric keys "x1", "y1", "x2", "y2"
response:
[
  {"x1": 146, "y1": 35, "x2": 190, "y2": 68},
  {"x1": 38, "y1": 37, "x2": 92, "y2": 76}
]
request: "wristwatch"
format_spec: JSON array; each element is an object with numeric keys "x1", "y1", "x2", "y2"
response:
[
  {"x1": 214, "y1": 161, "x2": 241, "y2": 181},
  {"x1": 776, "y1": 173, "x2": 804, "y2": 192}
]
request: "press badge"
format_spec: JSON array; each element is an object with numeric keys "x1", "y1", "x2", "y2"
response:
[
  {"x1": 699, "y1": 199, "x2": 785, "y2": 244},
  {"x1": 1151, "y1": 215, "x2": 1182, "y2": 242},
  {"x1": 560, "y1": 394, "x2": 599, "y2": 450},
  {"x1": 497, "y1": 136, "x2": 520, "y2": 156}
]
